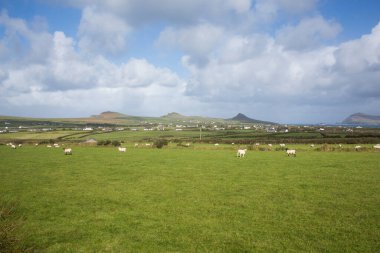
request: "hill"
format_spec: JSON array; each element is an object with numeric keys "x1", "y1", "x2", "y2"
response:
[
  {"x1": 160, "y1": 112, "x2": 187, "y2": 119},
  {"x1": 160, "y1": 112, "x2": 226, "y2": 123},
  {"x1": 91, "y1": 111, "x2": 129, "y2": 119},
  {"x1": 0, "y1": 111, "x2": 278, "y2": 126},
  {"x1": 342, "y1": 113, "x2": 380, "y2": 125},
  {"x1": 228, "y1": 113, "x2": 276, "y2": 124}
]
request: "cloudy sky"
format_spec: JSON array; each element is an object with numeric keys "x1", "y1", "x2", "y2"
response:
[{"x1": 0, "y1": 0, "x2": 379, "y2": 123}]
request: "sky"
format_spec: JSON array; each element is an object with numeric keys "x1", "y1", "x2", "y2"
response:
[{"x1": 0, "y1": 0, "x2": 379, "y2": 124}]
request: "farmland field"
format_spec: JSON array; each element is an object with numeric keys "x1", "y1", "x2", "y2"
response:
[{"x1": 1, "y1": 145, "x2": 379, "y2": 252}]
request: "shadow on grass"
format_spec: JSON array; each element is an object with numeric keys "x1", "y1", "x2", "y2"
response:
[{"x1": 1, "y1": 199, "x2": 33, "y2": 253}]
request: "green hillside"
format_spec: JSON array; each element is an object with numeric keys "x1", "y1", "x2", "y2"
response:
[{"x1": 0, "y1": 111, "x2": 274, "y2": 126}]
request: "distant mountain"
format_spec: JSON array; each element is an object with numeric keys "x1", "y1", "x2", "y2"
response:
[
  {"x1": 0, "y1": 111, "x2": 277, "y2": 126},
  {"x1": 342, "y1": 113, "x2": 380, "y2": 125},
  {"x1": 91, "y1": 111, "x2": 129, "y2": 119},
  {"x1": 228, "y1": 113, "x2": 276, "y2": 124},
  {"x1": 160, "y1": 112, "x2": 227, "y2": 123},
  {"x1": 160, "y1": 112, "x2": 187, "y2": 119}
]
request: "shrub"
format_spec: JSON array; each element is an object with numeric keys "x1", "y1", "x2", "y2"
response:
[
  {"x1": 154, "y1": 139, "x2": 168, "y2": 149},
  {"x1": 247, "y1": 145, "x2": 255, "y2": 150},
  {"x1": 97, "y1": 140, "x2": 112, "y2": 146},
  {"x1": 112, "y1": 140, "x2": 121, "y2": 147}
]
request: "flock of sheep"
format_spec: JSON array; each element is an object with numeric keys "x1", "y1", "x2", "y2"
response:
[
  {"x1": 236, "y1": 144, "x2": 296, "y2": 158},
  {"x1": 5, "y1": 142, "x2": 380, "y2": 158}
]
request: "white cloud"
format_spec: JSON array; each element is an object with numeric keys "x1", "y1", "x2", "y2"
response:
[
  {"x1": 275, "y1": 0, "x2": 318, "y2": 14},
  {"x1": 334, "y1": 23, "x2": 380, "y2": 73},
  {"x1": 0, "y1": 12, "x2": 187, "y2": 117},
  {"x1": 276, "y1": 15, "x2": 341, "y2": 51},
  {"x1": 252, "y1": 0, "x2": 318, "y2": 24},
  {"x1": 0, "y1": 10, "x2": 53, "y2": 64},
  {"x1": 121, "y1": 58, "x2": 184, "y2": 88},
  {"x1": 78, "y1": 6, "x2": 131, "y2": 55},
  {"x1": 226, "y1": 0, "x2": 251, "y2": 14},
  {"x1": 157, "y1": 23, "x2": 224, "y2": 66},
  {"x1": 50, "y1": 0, "x2": 253, "y2": 25},
  {"x1": 332, "y1": 23, "x2": 380, "y2": 100},
  {"x1": 218, "y1": 34, "x2": 274, "y2": 63},
  {"x1": 1, "y1": 1, "x2": 380, "y2": 123},
  {"x1": 180, "y1": 20, "x2": 380, "y2": 122}
]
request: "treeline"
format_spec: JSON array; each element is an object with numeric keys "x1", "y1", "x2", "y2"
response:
[{"x1": 97, "y1": 140, "x2": 122, "y2": 146}]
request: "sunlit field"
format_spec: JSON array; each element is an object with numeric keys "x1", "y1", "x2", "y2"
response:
[{"x1": 1, "y1": 145, "x2": 379, "y2": 252}]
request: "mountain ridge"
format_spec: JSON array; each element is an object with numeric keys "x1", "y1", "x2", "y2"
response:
[
  {"x1": 0, "y1": 111, "x2": 277, "y2": 125},
  {"x1": 228, "y1": 113, "x2": 276, "y2": 124},
  {"x1": 342, "y1": 113, "x2": 380, "y2": 125}
]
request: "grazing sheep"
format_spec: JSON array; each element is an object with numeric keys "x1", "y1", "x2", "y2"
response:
[
  {"x1": 134, "y1": 143, "x2": 139, "y2": 147},
  {"x1": 373, "y1": 144, "x2": 380, "y2": 149},
  {"x1": 310, "y1": 144, "x2": 315, "y2": 148},
  {"x1": 286, "y1": 149, "x2": 296, "y2": 157},
  {"x1": 64, "y1": 148, "x2": 72, "y2": 155},
  {"x1": 11, "y1": 144, "x2": 16, "y2": 149},
  {"x1": 214, "y1": 143, "x2": 219, "y2": 146},
  {"x1": 355, "y1": 145, "x2": 361, "y2": 151},
  {"x1": 237, "y1": 149, "x2": 247, "y2": 158},
  {"x1": 279, "y1": 144, "x2": 286, "y2": 147},
  {"x1": 18, "y1": 144, "x2": 22, "y2": 147},
  {"x1": 118, "y1": 147, "x2": 126, "y2": 152}
]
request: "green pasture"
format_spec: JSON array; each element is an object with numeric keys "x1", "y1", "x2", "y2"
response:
[
  {"x1": 73, "y1": 129, "x2": 206, "y2": 142},
  {"x1": 2, "y1": 127, "x2": 380, "y2": 145},
  {"x1": 0, "y1": 131, "x2": 83, "y2": 141},
  {"x1": 1, "y1": 146, "x2": 379, "y2": 252}
]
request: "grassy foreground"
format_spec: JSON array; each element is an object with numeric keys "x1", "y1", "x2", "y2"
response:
[{"x1": 1, "y1": 146, "x2": 379, "y2": 252}]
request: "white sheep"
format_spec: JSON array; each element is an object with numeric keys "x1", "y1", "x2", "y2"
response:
[
  {"x1": 286, "y1": 149, "x2": 296, "y2": 157},
  {"x1": 64, "y1": 148, "x2": 72, "y2": 155},
  {"x1": 237, "y1": 149, "x2": 247, "y2": 158},
  {"x1": 118, "y1": 147, "x2": 126, "y2": 152}
]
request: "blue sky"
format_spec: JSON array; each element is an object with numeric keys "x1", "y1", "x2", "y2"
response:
[{"x1": 0, "y1": 0, "x2": 379, "y2": 123}]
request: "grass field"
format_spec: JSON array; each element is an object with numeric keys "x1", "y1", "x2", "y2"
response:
[
  {"x1": 1, "y1": 146, "x2": 380, "y2": 252},
  {"x1": 2, "y1": 127, "x2": 380, "y2": 145}
]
